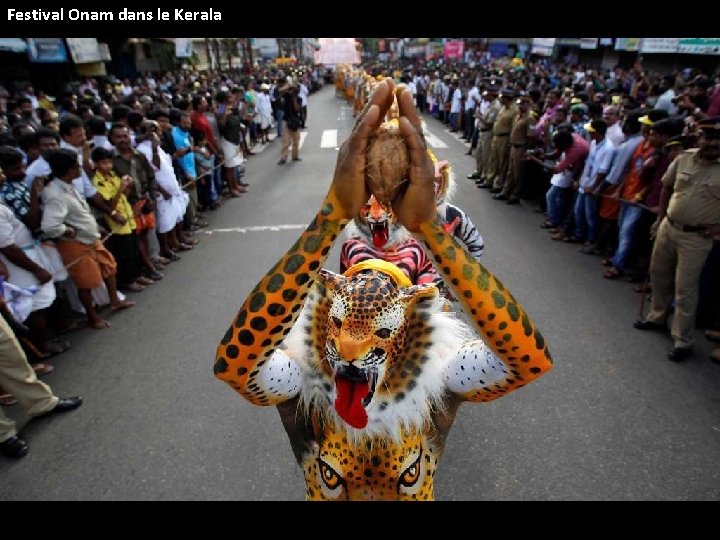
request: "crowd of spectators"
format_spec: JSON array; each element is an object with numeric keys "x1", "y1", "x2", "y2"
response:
[
  {"x1": 342, "y1": 56, "x2": 720, "y2": 363},
  {"x1": 0, "y1": 64, "x2": 321, "y2": 409}
]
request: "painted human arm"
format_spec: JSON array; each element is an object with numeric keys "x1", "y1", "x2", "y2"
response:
[
  {"x1": 419, "y1": 219, "x2": 553, "y2": 402},
  {"x1": 390, "y1": 89, "x2": 553, "y2": 403},
  {"x1": 215, "y1": 79, "x2": 398, "y2": 406}
]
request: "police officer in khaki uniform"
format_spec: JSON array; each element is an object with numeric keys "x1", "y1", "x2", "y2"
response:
[
  {"x1": 485, "y1": 88, "x2": 518, "y2": 193},
  {"x1": 468, "y1": 87, "x2": 500, "y2": 185},
  {"x1": 495, "y1": 95, "x2": 535, "y2": 204},
  {"x1": 0, "y1": 295, "x2": 83, "y2": 458},
  {"x1": 635, "y1": 117, "x2": 720, "y2": 361}
]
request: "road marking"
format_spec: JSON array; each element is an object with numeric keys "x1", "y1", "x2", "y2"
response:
[
  {"x1": 320, "y1": 129, "x2": 338, "y2": 148},
  {"x1": 299, "y1": 131, "x2": 308, "y2": 149},
  {"x1": 422, "y1": 127, "x2": 448, "y2": 149},
  {"x1": 203, "y1": 224, "x2": 307, "y2": 235}
]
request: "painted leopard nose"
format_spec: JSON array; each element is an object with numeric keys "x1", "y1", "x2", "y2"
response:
[{"x1": 338, "y1": 330, "x2": 371, "y2": 363}]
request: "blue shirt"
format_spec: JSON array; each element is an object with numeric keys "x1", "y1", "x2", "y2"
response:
[
  {"x1": 172, "y1": 126, "x2": 196, "y2": 178},
  {"x1": 579, "y1": 138, "x2": 616, "y2": 191},
  {"x1": 605, "y1": 133, "x2": 643, "y2": 185}
]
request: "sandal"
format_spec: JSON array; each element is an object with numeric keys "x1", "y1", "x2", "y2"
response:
[
  {"x1": 539, "y1": 221, "x2": 556, "y2": 229},
  {"x1": 161, "y1": 252, "x2": 181, "y2": 262},
  {"x1": 124, "y1": 282, "x2": 145, "y2": 292},
  {"x1": 88, "y1": 319, "x2": 111, "y2": 330},
  {"x1": 32, "y1": 363, "x2": 55, "y2": 376},
  {"x1": 600, "y1": 258, "x2": 613, "y2": 266},
  {"x1": 563, "y1": 235, "x2": 582, "y2": 243},
  {"x1": 603, "y1": 267, "x2": 624, "y2": 279},
  {"x1": 110, "y1": 300, "x2": 135, "y2": 313},
  {"x1": 0, "y1": 393, "x2": 18, "y2": 406}
]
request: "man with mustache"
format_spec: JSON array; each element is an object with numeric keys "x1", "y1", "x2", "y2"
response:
[{"x1": 634, "y1": 117, "x2": 720, "y2": 362}]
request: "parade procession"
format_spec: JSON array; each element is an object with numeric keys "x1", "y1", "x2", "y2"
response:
[{"x1": 1, "y1": 34, "x2": 719, "y2": 502}]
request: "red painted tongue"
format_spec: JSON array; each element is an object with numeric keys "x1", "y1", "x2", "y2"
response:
[
  {"x1": 372, "y1": 227, "x2": 388, "y2": 249},
  {"x1": 334, "y1": 376, "x2": 369, "y2": 429}
]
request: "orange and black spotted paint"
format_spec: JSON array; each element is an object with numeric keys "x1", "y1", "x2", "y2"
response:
[
  {"x1": 418, "y1": 219, "x2": 553, "y2": 400},
  {"x1": 214, "y1": 193, "x2": 348, "y2": 405},
  {"x1": 215, "y1": 190, "x2": 553, "y2": 500}
]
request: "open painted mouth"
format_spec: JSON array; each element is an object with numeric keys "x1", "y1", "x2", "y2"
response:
[
  {"x1": 369, "y1": 221, "x2": 389, "y2": 249},
  {"x1": 333, "y1": 364, "x2": 378, "y2": 429}
]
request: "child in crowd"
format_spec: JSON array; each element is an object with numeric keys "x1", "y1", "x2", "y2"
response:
[{"x1": 91, "y1": 147, "x2": 153, "y2": 293}]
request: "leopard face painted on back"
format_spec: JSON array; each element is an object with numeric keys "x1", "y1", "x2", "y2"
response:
[{"x1": 303, "y1": 431, "x2": 437, "y2": 501}]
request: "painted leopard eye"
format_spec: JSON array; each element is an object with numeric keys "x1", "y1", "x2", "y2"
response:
[
  {"x1": 398, "y1": 452, "x2": 422, "y2": 489},
  {"x1": 318, "y1": 459, "x2": 343, "y2": 490},
  {"x1": 331, "y1": 316, "x2": 342, "y2": 328},
  {"x1": 375, "y1": 328, "x2": 391, "y2": 339}
]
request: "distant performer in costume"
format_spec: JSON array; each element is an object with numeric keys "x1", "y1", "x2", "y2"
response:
[
  {"x1": 341, "y1": 194, "x2": 440, "y2": 286},
  {"x1": 214, "y1": 80, "x2": 552, "y2": 500},
  {"x1": 428, "y1": 149, "x2": 485, "y2": 261}
]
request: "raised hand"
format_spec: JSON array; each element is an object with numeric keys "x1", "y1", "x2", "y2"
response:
[
  {"x1": 330, "y1": 78, "x2": 396, "y2": 220},
  {"x1": 392, "y1": 87, "x2": 436, "y2": 232}
]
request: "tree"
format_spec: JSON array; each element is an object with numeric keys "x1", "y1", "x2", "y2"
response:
[
  {"x1": 246, "y1": 38, "x2": 253, "y2": 66},
  {"x1": 221, "y1": 38, "x2": 237, "y2": 70}
]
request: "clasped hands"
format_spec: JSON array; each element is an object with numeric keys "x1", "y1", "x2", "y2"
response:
[{"x1": 329, "y1": 79, "x2": 436, "y2": 232}]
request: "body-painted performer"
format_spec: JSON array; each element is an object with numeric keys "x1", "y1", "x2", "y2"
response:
[
  {"x1": 340, "y1": 134, "x2": 485, "y2": 290},
  {"x1": 429, "y1": 149, "x2": 485, "y2": 261},
  {"x1": 341, "y1": 194, "x2": 440, "y2": 286},
  {"x1": 215, "y1": 80, "x2": 553, "y2": 500}
]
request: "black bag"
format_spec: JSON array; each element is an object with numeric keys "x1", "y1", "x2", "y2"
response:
[{"x1": 286, "y1": 116, "x2": 301, "y2": 131}]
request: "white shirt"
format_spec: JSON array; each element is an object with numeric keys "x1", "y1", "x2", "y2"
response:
[
  {"x1": 255, "y1": 92, "x2": 272, "y2": 117},
  {"x1": 59, "y1": 141, "x2": 98, "y2": 198},
  {"x1": 24, "y1": 156, "x2": 95, "y2": 200},
  {"x1": 655, "y1": 88, "x2": 678, "y2": 115},
  {"x1": 23, "y1": 93, "x2": 40, "y2": 109},
  {"x1": 465, "y1": 86, "x2": 480, "y2": 111},
  {"x1": 92, "y1": 135, "x2": 113, "y2": 151},
  {"x1": 550, "y1": 157, "x2": 574, "y2": 188},
  {"x1": 606, "y1": 122, "x2": 625, "y2": 147},
  {"x1": 298, "y1": 84, "x2": 309, "y2": 107},
  {"x1": 41, "y1": 179, "x2": 101, "y2": 244},
  {"x1": 450, "y1": 88, "x2": 462, "y2": 114}
]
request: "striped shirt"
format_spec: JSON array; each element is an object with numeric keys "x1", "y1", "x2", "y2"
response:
[
  {"x1": 437, "y1": 203, "x2": 485, "y2": 260},
  {"x1": 340, "y1": 237, "x2": 439, "y2": 286}
]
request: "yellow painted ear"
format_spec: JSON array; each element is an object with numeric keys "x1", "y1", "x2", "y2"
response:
[
  {"x1": 317, "y1": 269, "x2": 345, "y2": 294},
  {"x1": 400, "y1": 283, "x2": 439, "y2": 310}
]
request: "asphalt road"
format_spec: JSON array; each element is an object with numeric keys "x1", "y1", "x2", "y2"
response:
[{"x1": 1, "y1": 85, "x2": 719, "y2": 500}]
